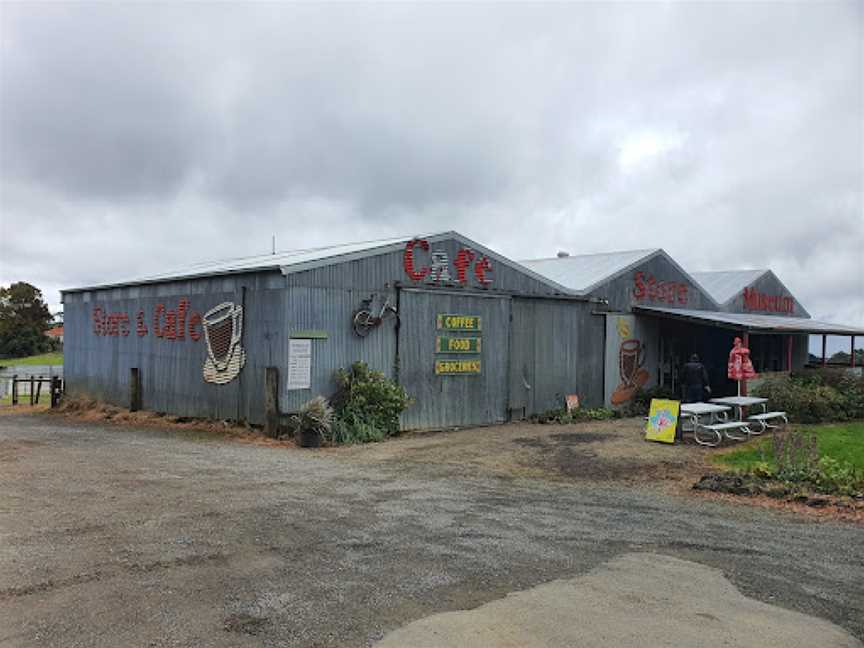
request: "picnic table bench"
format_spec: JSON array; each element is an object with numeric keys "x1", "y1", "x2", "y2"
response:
[{"x1": 747, "y1": 411, "x2": 788, "y2": 433}]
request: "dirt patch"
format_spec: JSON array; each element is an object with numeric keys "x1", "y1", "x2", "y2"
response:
[
  {"x1": 0, "y1": 438, "x2": 45, "y2": 462},
  {"x1": 47, "y1": 397, "x2": 298, "y2": 449},
  {"x1": 223, "y1": 613, "x2": 270, "y2": 635},
  {"x1": 336, "y1": 417, "x2": 708, "y2": 486}
]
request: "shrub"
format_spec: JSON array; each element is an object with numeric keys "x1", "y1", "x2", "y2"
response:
[
  {"x1": 770, "y1": 428, "x2": 819, "y2": 482},
  {"x1": 289, "y1": 396, "x2": 333, "y2": 445},
  {"x1": 752, "y1": 373, "x2": 861, "y2": 423},
  {"x1": 327, "y1": 362, "x2": 411, "y2": 443},
  {"x1": 532, "y1": 406, "x2": 616, "y2": 424}
]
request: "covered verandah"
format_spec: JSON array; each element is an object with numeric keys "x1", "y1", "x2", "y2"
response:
[{"x1": 633, "y1": 306, "x2": 864, "y2": 399}]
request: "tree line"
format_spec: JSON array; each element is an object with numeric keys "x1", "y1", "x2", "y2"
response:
[{"x1": 0, "y1": 282, "x2": 57, "y2": 359}]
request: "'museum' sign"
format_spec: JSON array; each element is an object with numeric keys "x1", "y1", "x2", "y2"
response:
[{"x1": 742, "y1": 288, "x2": 795, "y2": 314}]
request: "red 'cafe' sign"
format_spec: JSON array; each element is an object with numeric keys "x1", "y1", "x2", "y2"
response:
[{"x1": 403, "y1": 239, "x2": 493, "y2": 286}]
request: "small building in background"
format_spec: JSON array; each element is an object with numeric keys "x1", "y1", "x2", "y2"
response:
[{"x1": 44, "y1": 325, "x2": 64, "y2": 346}]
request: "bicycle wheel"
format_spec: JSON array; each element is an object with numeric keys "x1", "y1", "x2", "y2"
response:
[{"x1": 352, "y1": 310, "x2": 374, "y2": 337}]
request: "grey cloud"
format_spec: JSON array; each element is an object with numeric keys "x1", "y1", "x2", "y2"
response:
[{"x1": 0, "y1": 2, "x2": 861, "y2": 327}]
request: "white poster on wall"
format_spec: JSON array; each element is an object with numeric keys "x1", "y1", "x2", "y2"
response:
[{"x1": 287, "y1": 339, "x2": 312, "y2": 390}]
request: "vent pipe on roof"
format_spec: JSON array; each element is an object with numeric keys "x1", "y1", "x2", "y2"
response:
[{"x1": 557, "y1": 251, "x2": 570, "y2": 258}]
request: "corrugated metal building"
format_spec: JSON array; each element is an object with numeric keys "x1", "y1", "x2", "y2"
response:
[
  {"x1": 63, "y1": 233, "x2": 863, "y2": 427},
  {"x1": 62, "y1": 232, "x2": 606, "y2": 429},
  {"x1": 522, "y1": 250, "x2": 863, "y2": 407}
]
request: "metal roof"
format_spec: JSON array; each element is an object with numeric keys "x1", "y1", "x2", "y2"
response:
[
  {"x1": 61, "y1": 231, "x2": 582, "y2": 297},
  {"x1": 520, "y1": 249, "x2": 659, "y2": 293},
  {"x1": 690, "y1": 269, "x2": 769, "y2": 305},
  {"x1": 634, "y1": 306, "x2": 864, "y2": 336}
]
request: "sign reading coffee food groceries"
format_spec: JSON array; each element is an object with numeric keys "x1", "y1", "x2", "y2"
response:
[
  {"x1": 90, "y1": 299, "x2": 246, "y2": 384},
  {"x1": 434, "y1": 313, "x2": 482, "y2": 375},
  {"x1": 404, "y1": 239, "x2": 493, "y2": 287}
]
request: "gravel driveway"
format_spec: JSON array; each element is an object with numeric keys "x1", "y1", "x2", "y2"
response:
[{"x1": 0, "y1": 413, "x2": 862, "y2": 647}]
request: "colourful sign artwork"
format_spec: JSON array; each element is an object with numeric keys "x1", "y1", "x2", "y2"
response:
[
  {"x1": 632, "y1": 271, "x2": 689, "y2": 305},
  {"x1": 435, "y1": 359, "x2": 482, "y2": 375},
  {"x1": 404, "y1": 239, "x2": 493, "y2": 287},
  {"x1": 436, "y1": 314, "x2": 482, "y2": 331},
  {"x1": 435, "y1": 336, "x2": 481, "y2": 354},
  {"x1": 742, "y1": 288, "x2": 794, "y2": 314},
  {"x1": 611, "y1": 317, "x2": 649, "y2": 405},
  {"x1": 645, "y1": 399, "x2": 680, "y2": 444}
]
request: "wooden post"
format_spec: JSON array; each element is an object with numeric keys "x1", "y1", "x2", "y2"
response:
[
  {"x1": 50, "y1": 377, "x2": 61, "y2": 408},
  {"x1": 29, "y1": 375, "x2": 34, "y2": 406},
  {"x1": 129, "y1": 368, "x2": 141, "y2": 412},
  {"x1": 786, "y1": 335, "x2": 793, "y2": 372},
  {"x1": 11, "y1": 375, "x2": 17, "y2": 406},
  {"x1": 822, "y1": 334, "x2": 827, "y2": 367},
  {"x1": 34, "y1": 379, "x2": 43, "y2": 405},
  {"x1": 264, "y1": 367, "x2": 280, "y2": 438}
]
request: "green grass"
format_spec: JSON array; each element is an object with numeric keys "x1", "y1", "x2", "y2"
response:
[
  {"x1": 0, "y1": 351, "x2": 63, "y2": 366},
  {"x1": 714, "y1": 422, "x2": 864, "y2": 472}
]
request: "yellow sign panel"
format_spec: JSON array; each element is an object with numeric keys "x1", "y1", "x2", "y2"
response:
[
  {"x1": 435, "y1": 359, "x2": 482, "y2": 375},
  {"x1": 645, "y1": 398, "x2": 680, "y2": 444},
  {"x1": 435, "y1": 336, "x2": 481, "y2": 354},
  {"x1": 436, "y1": 314, "x2": 482, "y2": 331}
]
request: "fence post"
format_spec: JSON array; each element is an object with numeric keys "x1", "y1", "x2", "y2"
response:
[
  {"x1": 130, "y1": 368, "x2": 141, "y2": 412},
  {"x1": 34, "y1": 378, "x2": 43, "y2": 405},
  {"x1": 29, "y1": 375, "x2": 35, "y2": 406},
  {"x1": 11, "y1": 375, "x2": 17, "y2": 406},
  {"x1": 50, "y1": 377, "x2": 62, "y2": 408},
  {"x1": 264, "y1": 367, "x2": 280, "y2": 438}
]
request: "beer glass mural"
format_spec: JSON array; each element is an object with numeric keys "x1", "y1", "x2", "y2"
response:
[
  {"x1": 202, "y1": 302, "x2": 246, "y2": 384},
  {"x1": 611, "y1": 316, "x2": 649, "y2": 405}
]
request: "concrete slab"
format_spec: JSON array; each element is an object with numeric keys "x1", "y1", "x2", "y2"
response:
[{"x1": 375, "y1": 553, "x2": 863, "y2": 648}]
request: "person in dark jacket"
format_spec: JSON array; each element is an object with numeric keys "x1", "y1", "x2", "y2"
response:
[{"x1": 682, "y1": 354, "x2": 711, "y2": 403}]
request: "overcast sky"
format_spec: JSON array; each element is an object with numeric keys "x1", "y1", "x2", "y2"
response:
[{"x1": 1, "y1": 2, "x2": 862, "y2": 344}]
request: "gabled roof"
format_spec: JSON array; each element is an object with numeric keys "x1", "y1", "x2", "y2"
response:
[
  {"x1": 62, "y1": 231, "x2": 580, "y2": 297},
  {"x1": 520, "y1": 249, "x2": 659, "y2": 294},
  {"x1": 690, "y1": 269, "x2": 769, "y2": 305}
]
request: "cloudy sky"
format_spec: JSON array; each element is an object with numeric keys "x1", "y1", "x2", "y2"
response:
[{"x1": 1, "y1": 2, "x2": 861, "y2": 344}]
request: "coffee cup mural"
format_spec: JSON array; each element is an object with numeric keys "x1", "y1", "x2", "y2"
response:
[
  {"x1": 611, "y1": 318, "x2": 649, "y2": 405},
  {"x1": 202, "y1": 301, "x2": 246, "y2": 384}
]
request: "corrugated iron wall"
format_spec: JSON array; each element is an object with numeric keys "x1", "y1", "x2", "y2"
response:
[{"x1": 63, "y1": 236, "x2": 604, "y2": 429}]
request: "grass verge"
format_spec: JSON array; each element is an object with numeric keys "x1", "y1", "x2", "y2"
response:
[
  {"x1": 0, "y1": 351, "x2": 64, "y2": 366},
  {"x1": 713, "y1": 422, "x2": 864, "y2": 472}
]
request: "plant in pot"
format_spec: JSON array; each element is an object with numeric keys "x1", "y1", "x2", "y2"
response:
[{"x1": 291, "y1": 396, "x2": 333, "y2": 448}]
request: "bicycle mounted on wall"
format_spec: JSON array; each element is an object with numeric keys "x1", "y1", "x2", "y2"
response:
[{"x1": 352, "y1": 293, "x2": 398, "y2": 337}]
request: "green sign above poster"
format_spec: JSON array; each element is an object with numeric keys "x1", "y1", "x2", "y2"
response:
[
  {"x1": 435, "y1": 336, "x2": 481, "y2": 354},
  {"x1": 436, "y1": 314, "x2": 482, "y2": 331}
]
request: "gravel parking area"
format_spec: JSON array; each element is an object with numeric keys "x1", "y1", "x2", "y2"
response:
[{"x1": 1, "y1": 413, "x2": 862, "y2": 647}]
